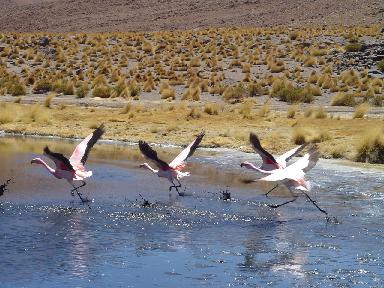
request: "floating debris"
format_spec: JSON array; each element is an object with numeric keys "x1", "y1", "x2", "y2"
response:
[{"x1": 0, "y1": 179, "x2": 12, "y2": 197}]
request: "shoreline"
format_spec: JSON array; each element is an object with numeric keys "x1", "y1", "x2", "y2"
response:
[{"x1": 2, "y1": 130, "x2": 384, "y2": 172}]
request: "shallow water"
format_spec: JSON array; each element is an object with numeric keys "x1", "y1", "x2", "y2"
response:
[{"x1": 0, "y1": 136, "x2": 383, "y2": 287}]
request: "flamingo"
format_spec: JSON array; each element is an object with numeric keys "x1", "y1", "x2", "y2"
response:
[
  {"x1": 139, "y1": 131, "x2": 205, "y2": 195},
  {"x1": 245, "y1": 146, "x2": 327, "y2": 215},
  {"x1": 240, "y1": 133, "x2": 307, "y2": 196},
  {"x1": 31, "y1": 124, "x2": 105, "y2": 203}
]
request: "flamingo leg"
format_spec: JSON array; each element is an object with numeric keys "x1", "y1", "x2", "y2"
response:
[
  {"x1": 302, "y1": 192, "x2": 328, "y2": 215},
  {"x1": 265, "y1": 184, "x2": 278, "y2": 197},
  {"x1": 175, "y1": 179, "x2": 183, "y2": 195},
  {"x1": 71, "y1": 181, "x2": 91, "y2": 209},
  {"x1": 268, "y1": 197, "x2": 298, "y2": 208}
]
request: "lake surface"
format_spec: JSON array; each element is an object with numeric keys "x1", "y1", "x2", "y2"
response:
[{"x1": 0, "y1": 135, "x2": 383, "y2": 287}]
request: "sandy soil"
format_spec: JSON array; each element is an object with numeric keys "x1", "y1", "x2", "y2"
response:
[{"x1": 1, "y1": 0, "x2": 383, "y2": 32}]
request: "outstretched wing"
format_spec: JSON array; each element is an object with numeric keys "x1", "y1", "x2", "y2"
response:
[
  {"x1": 289, "y1": 145, "x2": 319, "y2": 173},
  {"x1": 139, "y1": 140, "x2": 169, "y2": 169},
  {"x1": 44, "y1": 146, "x2": 74, "y2": 171},
  {"x1": 69, "y1": 124, "x2": 105, "y2": 169},
  {"x1": 169, "y1": 131, "x2": 205, "y2": 169},
  {"x1": 276, "y1": 142, "x2": 308, "y2": 166},
  {"x1": 249, "y1": 133, "x2": 278, "y2": 166},
  {"x1": 259, "y1": 146, "x2": 319, "y2": 182}
]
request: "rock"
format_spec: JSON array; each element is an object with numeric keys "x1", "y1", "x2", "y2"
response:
[
  {"x1": 39, "y1": 36, "x2": 49, "y2": 47},
  {"x1": 368, "y1": 70, "x2": 384, "y2": 79}
]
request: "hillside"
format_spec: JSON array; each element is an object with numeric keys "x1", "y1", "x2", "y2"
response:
[{"x1": 1, "y1": 0, "x2": 383, "y2": 32}]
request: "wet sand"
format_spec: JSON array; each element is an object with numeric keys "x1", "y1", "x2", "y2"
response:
[{"x1": 0, "y1": 136, "x2": 383, "y2": 287}]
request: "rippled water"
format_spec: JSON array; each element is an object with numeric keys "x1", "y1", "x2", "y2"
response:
[{"x1": 0, "y1": 136, "x2": 383, "y2": 287}]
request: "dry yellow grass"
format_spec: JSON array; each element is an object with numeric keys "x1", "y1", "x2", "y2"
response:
[{"x1": 0, "y1": 103, "x2": 381, "y2": 162}]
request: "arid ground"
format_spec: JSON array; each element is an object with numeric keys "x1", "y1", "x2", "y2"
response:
[{"x1": 1, "y1": 0, "x2": 384, "y2": 32}]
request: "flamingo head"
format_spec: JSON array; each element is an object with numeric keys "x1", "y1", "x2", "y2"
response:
[
  {"x1": 240, "y1": 161, "x2": 253, "y2": 169},
  {"x1": 31, "y1": 158, "x2": 43, "y2": 165}
]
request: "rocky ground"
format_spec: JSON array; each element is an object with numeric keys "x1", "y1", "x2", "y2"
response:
[{"x1": 1, "y1": 0, "x2": 383, "y2": 32}]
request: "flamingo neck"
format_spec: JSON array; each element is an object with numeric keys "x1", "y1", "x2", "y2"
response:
[
  {"x1": 141, "y1": 163, "x2": 158, "y2": 174},
  {"x1": 32, "y1": 158, "x2": 56, "y2": 175},
  {"x1": 244, "y1": 162, "x2": 271, "y2": 174}
]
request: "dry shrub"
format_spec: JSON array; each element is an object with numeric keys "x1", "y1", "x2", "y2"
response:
[
  {"x1": 287, "y1": 104, "x2": 299, "y2": 119},
  {"x1": 182, "y1": 86, "x2": 201, "y2": 101},
  {"x1": 238, "y1": 99, "x2": 254, "y2": 119},
  {"x1": 44, "y1": 92, "x2": 55, "y2": 108},
  {"x1": 93, "y1": 85, "x2": 111, "y2": 98},
  {"x1": 76, "y1": 84, "x2": 89, "y2": 98},
  {"x1": 304, "y1": 107, "x2": 315, "y2": 118},
  {"x1": 223, "y1": 84, "x2": 246, "y2": 103},
  {"x1": 204, "y1": 103, "x2": 220, "y2": 115},
  {"x1": 161, "y1": 87, "x2": 176, "y2": 100},
  {"x1": 314, "y1": 106, "x2": 327, "y2": 119},
  {"x1": 353, "y1": 103, "x2": 369, "y2": 119},
  {"x1": 355, "y1": 128, "x2": 384, "y2": 163},
  {"x1": 331, "y1": 92, "x2": 355, "y2": 106},
  {"x1": 292, "y1": 127, "x2": 330, "y2": 144},
  {"x1": 186, "y1": 107, "x2": 202, "y2": 119},
  {"x1": 256, "y1": 103, "x2": 270, "y2": 117}
]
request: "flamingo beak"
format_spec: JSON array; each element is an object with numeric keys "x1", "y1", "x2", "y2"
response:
[{"x1": 240, "y1": 163, "x2": 245, "y2": 167}]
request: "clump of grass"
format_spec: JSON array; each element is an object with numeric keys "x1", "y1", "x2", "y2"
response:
[
  {"x1": 287, "y1": 104, "x2": 299, "y2": 118},
  {"x1": 182, "y1": 85, "x2": 201, "y2": 101},
  {"x1": 186, "y1": 107, "x2": 202, "y2": 119},
  {"x1": 44, "y1": 92, "x2": 55, "y2": 108},
  {"x1": 223, "y1": 84, "x2": 246, "y2": 103},
  {"x1": 238, "y1": 99, "x2": 254, "y2": 119},
  {"x1": 303, "y1": 106, "x2": 315, "y2": 118},
  {"x1": 345, "y1": 42, "x2": 363, "y2": 52},
  {"x1": 292, "y1": 128, "x2": 308, "y2": 144},
  {"x1": 292, "y1": 127, "x2": 330, "y2": 144},
  {"x1": 353, "y1": 103, "x2": 369, "y2": 118},
  {"x1": 93, "y1": 85, "x2": 111, "y2": 98},
  {"x1": 22, "y1": 105, "x2": 49, "y2": 124},
  {"x1": 161, "y1": 87, "x2": 176, "y2": 100},
  {"x1": 120, "y1": 103, "x2": 132, "y2": 114},
  {"x1": 331, "y1": 92, "x2": 355, "y2": 106},
  {"x1": 377, "y1": 59, "x2": 384, "y2": 72},
  {"x1": 314, "y1": 106, "x2": 327, "y2": 119},
  {"x1": 204, "y1": 103, "x2": 219, "y2": 115},
  {"x1": 6, "y1": 79, "x2": 26, "y2": 96},
  {"x1": 355, "y1": 128, "x2": 384, "y2": 163},
  {"x1": 272, "y1": 85, "x2": 314, "y2": 103},
  {"x1": 76, "y1": 84, "x2": 89, "y2": 98},
  {"x1": 14, "y1": 96, "x2": 22, "y2": 103},
  {"x1": 33, "y1": 79, "x2": 52, "y2": 93},
  {"x1": 256, "y1": 103, "x2": 270, "y2": 117},
  {"x1": 128, "y1": 80, "x2": 141, "y2": 98}
]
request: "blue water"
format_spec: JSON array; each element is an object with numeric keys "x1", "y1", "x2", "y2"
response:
[{"x1": 0, "y1": 136, "x2": 383, "y2": 287}]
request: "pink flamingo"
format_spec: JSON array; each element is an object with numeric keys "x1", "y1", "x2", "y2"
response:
[
  {"x1": 139, "y1": 131, "x2": 205, "y2": 195},
  {"x1": 31, "y1": 124, "x2": 105, "y2": 203},
  {"x1": 245, "y1": 146, "x2": 327, "y2": 214},
  {"x1": 240, "y1": 133, "x2": 307, "y2": 196}
]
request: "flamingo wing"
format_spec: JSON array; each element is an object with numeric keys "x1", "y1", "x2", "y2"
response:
[
  {"x1": 249, "y1": 133, "x2": 278, "y2": 165},
  {"x1": 169, "y1": 131, "x2": 205, "y2": 169},
  {"x1": 44, "y1": 146, "x2": 74, "y2": 171},
  {"x1": 69, "y1": 124, "x2": 105, "y2": 169},
  {"x1": 288, "y1": 146, "x2": 319, "y2": 173},
  {"x1": 259, "y1": 146, "x2": 319, "y2": 182},
  {"x1": 276, "y1": 143, "x2": 308, "y2": 166},
  {"x1": 139, "y1": 140, "x2": 170, "y2": 169}
]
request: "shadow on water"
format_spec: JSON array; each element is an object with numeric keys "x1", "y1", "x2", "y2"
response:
[{"x1": 0, "y1": 136, "x2": 383, "y2": 287}]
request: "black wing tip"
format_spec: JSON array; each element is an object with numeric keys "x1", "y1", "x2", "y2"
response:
[
  {"x1": 43, "y1": 146, "x2": 50, "y2": 153},
  {"x1": 249, "y1": 132, "x2": 260, "y2": 144},
  {"x1": 241, "y1": 179, "x2": 256, "y2": 184}
]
